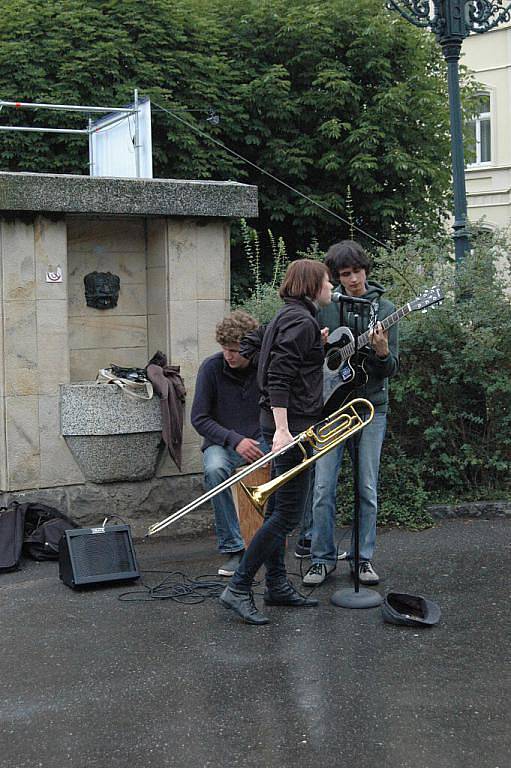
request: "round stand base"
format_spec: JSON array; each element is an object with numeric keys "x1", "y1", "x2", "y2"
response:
[{"x1": 330, "y1": 587, "x2": 383, "y2": 609}]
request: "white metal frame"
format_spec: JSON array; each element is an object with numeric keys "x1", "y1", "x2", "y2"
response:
[{"x1": 0, "y1": 89, "x2": 144, "y2": 177}]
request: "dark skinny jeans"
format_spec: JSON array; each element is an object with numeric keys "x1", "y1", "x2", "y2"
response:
[{"x1": 230, "y1": 426, "x2": 312, "y2": 592}]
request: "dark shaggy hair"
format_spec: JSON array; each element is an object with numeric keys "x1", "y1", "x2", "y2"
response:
[{"x1": 324, "y1": 240, "x2": 371, "y2": 281}]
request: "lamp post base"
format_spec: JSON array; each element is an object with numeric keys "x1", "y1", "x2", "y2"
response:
[{"x1": 330, "y1": 587, "x2": 383, "y2": 609}]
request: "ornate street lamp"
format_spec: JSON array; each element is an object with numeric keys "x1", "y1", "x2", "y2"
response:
[{"x1": 387, "y1": 1, "x2": 511, "y2": 266}]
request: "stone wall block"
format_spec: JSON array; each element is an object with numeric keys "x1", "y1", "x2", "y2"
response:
[
  {"x1": 0, "y1": 299, "x2": 4, "y2": 399},
  {"x1": 4, "y1": 301, "x2": 38, "y2": 396},
  {"x1": 34, "y1": 217, "x2": 67, "y2": 301},
  {"x1": 1, "y1": 219, "x2": 35, "y2": 301},
  {"x1": 39, "y1": 395, "x2": 84, "y2": 487},
  {"x1": 147, "y1": 219, "x2": 166, "y2": 268},
  {"x1": 36, "y1": 300, "x2": 70, "y2": 394},
  {"x1": 196, "y1": 222, "x2": 230, "y2": 300},
  {"x1": 70, "y1": 347, "x2": 149, "y2": 382},
  {"x1": 0, "y1": 393, "x2": 6, "y2": 490},
  {"x1": 67, "y1": 250, "x2": 147, "y2": 285},
  {"x1": 168, "y1": 300, "x2": 198, "y2": 362},
  {"x1": 67, "y1": 218, "x2": 145, "y2": 253},
  {"x1": 167, "y1": 221, "x2": 198, "y2": 301},
  {"x1": 68, "y1": 281, "x2": 147, "y2": 317},
  {"x1": 197, "y1": 300, "x2": 229, "y2": 362},
  {"x1": 69, "y1": 314, "x2": 147, "y2": 350},
  {"x1": 5, "y1": 395, "x2": 40, "y2": 490},
  {"x1": 156, "y1": 440, "x2": 203, "y2": 478},
  {"x1": 147, "y1": 314, "x2": 168, "y2": 360},
  {"x1": 147, "y1": 266, "x2": 166, "y2": 314}
]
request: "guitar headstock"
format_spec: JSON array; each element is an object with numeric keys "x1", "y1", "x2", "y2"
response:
[{"x1": 409, "y1": 285, "x2": 444, "y2": 313}]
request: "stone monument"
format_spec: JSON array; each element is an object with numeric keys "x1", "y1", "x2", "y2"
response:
[{"x1": 0, "y1": 171, "x2": 258, "y2": 536}]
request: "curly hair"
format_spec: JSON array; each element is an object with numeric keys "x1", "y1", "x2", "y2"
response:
[{"x1": 215, "y1": 310, "x2": 259, "y2": 347}]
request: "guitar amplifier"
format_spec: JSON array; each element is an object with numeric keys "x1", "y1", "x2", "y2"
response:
[{"x1": 59, "y1": 525, "x2": 140, "y2": 589}]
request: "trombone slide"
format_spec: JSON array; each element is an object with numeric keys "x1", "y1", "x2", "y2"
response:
[{"x1": 146, "y1": 397, "x2": 374, "y2": 537}]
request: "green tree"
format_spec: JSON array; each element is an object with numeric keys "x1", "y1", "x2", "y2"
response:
[
  {"x1": 0, "y1": 0, "x2": 245, "y2": 178},
  {"x1": 0, "y1": 0, "x2": 476, "y2": 257},
  {"x1": 212, "y1": 0, "x2": 467, "y2": 254}
]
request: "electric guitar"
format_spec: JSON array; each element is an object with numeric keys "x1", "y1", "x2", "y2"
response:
[{"x1": 322, "y1": 285, "x2": 444, "y2": 416}]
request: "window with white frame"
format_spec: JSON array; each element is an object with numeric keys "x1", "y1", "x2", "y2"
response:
[{"x1": 469, "y1": 94, "x2": 492, "y2": 165}]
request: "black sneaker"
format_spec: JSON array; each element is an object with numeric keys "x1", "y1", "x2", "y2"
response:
[
  {"x1": 294, "y1": 537, "x2": 311, "y2": 559},
  {"x1": 217, "y1": 550, "x2": 244, "y2": 577}
]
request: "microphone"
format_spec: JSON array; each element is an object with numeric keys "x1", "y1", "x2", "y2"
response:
[{"x1": 331, "y1": 292, "x2": 373, "y2": 306}]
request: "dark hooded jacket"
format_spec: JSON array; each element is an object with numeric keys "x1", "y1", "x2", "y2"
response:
[
  {"x1": 241, "y1": 297, "x2": 325, "y2": 431},
  {"x1": 319, "y1": 279, "x2": 399, "y2": 410}
]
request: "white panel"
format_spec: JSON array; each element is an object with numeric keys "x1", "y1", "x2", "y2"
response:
[{"x1": 90, "y1": 98, "x2": 153, "y2": 179}]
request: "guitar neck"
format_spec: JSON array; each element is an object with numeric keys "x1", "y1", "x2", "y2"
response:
[{"x1": 341, "y1": 303, "x2": 411, "y2": 361}]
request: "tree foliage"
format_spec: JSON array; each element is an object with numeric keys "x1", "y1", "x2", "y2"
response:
[
  {"x1": 373, "y1": 228, "x2": 511, "y2": 499},
  {"x1": 0, "y1": 0, "x2": 474, "y2": 256}
]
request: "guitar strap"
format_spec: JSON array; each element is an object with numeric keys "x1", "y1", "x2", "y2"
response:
[{"x1": 368, "y1": 298, "x2": 380, "y2": 332}]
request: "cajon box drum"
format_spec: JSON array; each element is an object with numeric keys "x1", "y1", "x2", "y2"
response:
[{"x1": 231, "y1": 464, "x2": 271, "y2": 547}]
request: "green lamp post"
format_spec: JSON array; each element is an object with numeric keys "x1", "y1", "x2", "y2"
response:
[{"x1": 387, "y1": 1, "x2": 511, "y2": 266}]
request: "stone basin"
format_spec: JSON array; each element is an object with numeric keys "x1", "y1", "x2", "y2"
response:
[{"x1": 60, "y1": 382, "x2": 163, "y2": 483}]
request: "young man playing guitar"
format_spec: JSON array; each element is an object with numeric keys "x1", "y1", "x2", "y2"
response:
[{"x1": 301, "y1": 240, "x2": 399, "y2": 587}]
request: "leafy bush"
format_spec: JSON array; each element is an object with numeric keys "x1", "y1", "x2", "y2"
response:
[
  {"x1": 232, "y1": 220, "x2": 286, "y2": 322},
  {"x1": 373, "y1": 227, "x2": 511, "y2": 497}
]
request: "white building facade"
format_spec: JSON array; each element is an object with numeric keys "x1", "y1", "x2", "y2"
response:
[{"x1": 463, "y1": 21, "x2": 511, "y2": 228}]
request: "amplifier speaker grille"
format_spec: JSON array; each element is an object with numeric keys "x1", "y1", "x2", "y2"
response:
[{"x1": 59, "y1": 525, "x2": 139, "y2": 588}]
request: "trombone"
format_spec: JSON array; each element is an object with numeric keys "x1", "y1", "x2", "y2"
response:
[{"x1": 146, "y1": 397, "x2": 374, "y2": 537}]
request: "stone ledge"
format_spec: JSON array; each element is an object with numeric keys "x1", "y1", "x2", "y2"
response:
[
  {"x1": 427, "y1": 501, "x2": 511, "y2": 519},
  {"x1": 0, "y1": 475, "x2": 213, "y2": 540},
  {"x1": 0, "y1": 171, "x2": 258, "y2": 218}
]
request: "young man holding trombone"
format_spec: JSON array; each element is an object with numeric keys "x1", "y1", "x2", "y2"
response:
[{"x1": 219, "y1": 259, "x2": 335, "y2": 625}]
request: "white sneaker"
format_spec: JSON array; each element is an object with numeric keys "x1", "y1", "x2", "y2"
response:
[
  {"x1": 302, "y1": 562, "x2": 335, "y2": 586},
  {"x1": 356, "y1": 561, "x2": 380, "y2": 585}
]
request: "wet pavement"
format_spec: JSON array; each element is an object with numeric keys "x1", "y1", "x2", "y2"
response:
[{"x1": 1, "y1": 518, "x2": 509, "y2": 768}]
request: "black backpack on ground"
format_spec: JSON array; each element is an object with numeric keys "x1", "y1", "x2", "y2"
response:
[
  {"x1": 22, "y1": 503, "x2": 78, "y2": 561},
  {"x1": 0, "y1": 503, "x2": 26, "y2": 572}
]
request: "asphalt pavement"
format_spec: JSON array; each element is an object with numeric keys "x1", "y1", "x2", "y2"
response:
[{"x1": 1, "y1": 518, "x2": 509, "y2": 768}]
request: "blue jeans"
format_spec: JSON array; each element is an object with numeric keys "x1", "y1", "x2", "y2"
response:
[
  {"x1": 230, "y1": 427, "x2": 312, "y2": 592},
  {"x1": 202, "y1": 444, "x2": 252, "y2": 553},
  {"x1": 305, "y1": 410, "x2": 387, "y2": 565}
]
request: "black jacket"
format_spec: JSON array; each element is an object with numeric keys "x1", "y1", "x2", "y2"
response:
[
  {"x1": 241, "y1": 298, "x2": 324, "y2": 431},
  {"x1": 190, "y1": 352, "x2": 261, "y2": 451}
]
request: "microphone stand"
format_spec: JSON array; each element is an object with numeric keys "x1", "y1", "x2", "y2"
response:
[{"x1": 330, "y1": 295, "x2": 382, "y2": 610}]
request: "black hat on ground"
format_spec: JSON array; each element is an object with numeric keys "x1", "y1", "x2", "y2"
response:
[{"x1": 382, "y1": 591, "x2": 441, "y2": 627}]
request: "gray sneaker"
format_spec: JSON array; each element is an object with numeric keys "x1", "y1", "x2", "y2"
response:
[
  {"x1": 218, "y1": 551, "x2": 244, "y2": 577},
  {"x1": 356, "y1": 561, "x2": 380, "y2": 585},
  {"x1": 302, "y1": 562, "x2": 335, "y2": 586}
]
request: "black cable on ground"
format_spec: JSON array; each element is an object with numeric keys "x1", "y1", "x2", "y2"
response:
[{"x1": 118, "y1": 569, "x2": 227, "y2": 604}]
